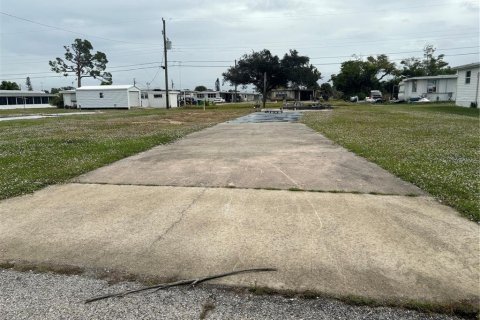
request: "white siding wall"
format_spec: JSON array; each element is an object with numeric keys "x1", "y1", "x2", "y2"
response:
[
  {"x1": 456, "y1": 67, "x2": 480, "y2": 107},
  {"x1": 128, "y1": 91, "x2": 140, "y2": 107},
  {"x1": 403, "y1": 78, "x2": 456, "y2": 102},
  {"x1": 142, "y1": 92, "x2": 178, "y2": 108},
  {"x1": 63, "y1": 93, "x2": 77, "y2": 107},
  {"x1": 147, "y1": 92, "x2": 166, "y2": 108},
  {"x1": 77, "y1": 89, "x2": 130, "y2": 109},
  {"x1": 169, "y1": 93, "x2": 178, "y2": 107}
]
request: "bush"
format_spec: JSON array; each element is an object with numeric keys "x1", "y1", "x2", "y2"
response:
[
  {"x1": 470, "y1": 102, "x2": 478, "y2": 108},
  {"x1": 357, "y1": 93, "x2": 366, "y2": 101},
  {"x1": 50, "y1": 95, "x2": 64, "y2": 108}
]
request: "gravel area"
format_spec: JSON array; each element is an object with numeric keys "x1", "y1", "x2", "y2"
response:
[{"x1": 0, "y1": 269, "x2": 464, "y2": 320}]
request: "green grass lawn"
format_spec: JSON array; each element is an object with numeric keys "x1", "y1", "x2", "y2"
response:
[
  {"x1": 0, "y1": 105, "x2": 252, "y2": 200},
  {"x1": 303, "y1": 103, "x2": 480, "y2": 222}
]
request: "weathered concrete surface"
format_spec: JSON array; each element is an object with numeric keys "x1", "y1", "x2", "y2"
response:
[
  {"x1": 76, "y1": 123, "x2": 424, "y2": 195},
  {"x1": 0, "y1": 183, "x2": 477, "y2": 305}
]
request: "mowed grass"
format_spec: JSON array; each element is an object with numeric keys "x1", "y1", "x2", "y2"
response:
[
  {"x1": 303, "y1": 103, "x2": 480, "y2": 222},
  {"x1": 0, "y1": 105, "x2": 252, "y2": 200}
]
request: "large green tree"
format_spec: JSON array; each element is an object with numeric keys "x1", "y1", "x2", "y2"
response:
[
  {"x1": 281, "y1": 49, "x2": 321, "y2": 89},
  {"x1": 223, "y1": 49, "x2": 286, "y2": 108},
  {"x1": 330, "y1": 54, "x2": 396, "y2": 98},
  {"x1": 0, "y1": 81, "x2": 20, "y2": 90},
  {"x1": 400, "y1": 45, "x2": 455, "y2": 77},
  {"x1": 223, "y1": 49, "x2": 321, "y2": 107},
  {"x1": 49, "y1": 39, "x2": 112, "y2": 87},
  {"x1": 194, "y1": 85, "x2": 207, "y2": 91},
  {"x1": 319, "y1": 83, "x2": 333, "y2": 100}
]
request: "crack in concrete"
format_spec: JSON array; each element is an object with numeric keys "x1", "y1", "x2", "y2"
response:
[{"x1": 149, "y1": 188, "x2": 207, "y2": 247}]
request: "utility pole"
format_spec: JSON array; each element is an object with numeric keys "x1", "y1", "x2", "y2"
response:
[
  {"x1": 263, "y1": 72, "x2": 267, "y2": 108},
  {"x1": 234, "y1": 59, "x2": 237, "y2": 103},
  {"x1": 162, "y1": 18, "x2": 170, "y2": 109}
]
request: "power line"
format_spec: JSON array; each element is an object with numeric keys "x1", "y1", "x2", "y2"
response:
[
  {"x1": 1, "y1": 51, "x2": 478, "y2": 79},
  {"x1": 0, "y1": 11, "x2": 163, "y2": 46}
]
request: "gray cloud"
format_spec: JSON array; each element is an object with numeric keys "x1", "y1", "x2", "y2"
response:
[{"x1": 0, "y1": 0, "x2": 478, "y2": 91}]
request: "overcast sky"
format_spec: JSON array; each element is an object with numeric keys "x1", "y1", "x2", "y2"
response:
[{"x1": 0, "y1": 0, "x2": 479, "y2": 92}]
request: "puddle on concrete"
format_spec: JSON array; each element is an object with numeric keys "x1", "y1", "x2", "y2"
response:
[
  {"x1": 0, "y1": 112, "x2": 101, "y2": 122},
  {"x1": 228, "y1": 111, "x2": 303, "y2": 123}
]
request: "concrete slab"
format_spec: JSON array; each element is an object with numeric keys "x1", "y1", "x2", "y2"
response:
[
  {"x1": 76, "y1": 123, "x2": 424, "y2": 196},
  {"x1": 0, "y1": 183, "x2": 477, "y2": 305}
]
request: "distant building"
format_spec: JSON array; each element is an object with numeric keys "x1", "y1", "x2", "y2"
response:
[
  {"x1": 454, "y1": 62, "x2": 480, "y2": 108},
  {"x1": 141, "y1": 90, "x2": 179, "y2": 108},
  {"x1": 398, "y1": 75, "x2": 457, "y2": 102},
  {"x1": 76, "y1": 85, "x2": 141, "y2": 109},
  {"x1": 0, "y1": 90, "x2": 55, "y2": 110},
  {"x1": 269, "y1": 89, "x2": 316, "y2": 101},
  {"x1": 220, "y1": 91, "x2": 261, "y2": 102},
  {"x1": 194, "y1": 90, "x2": 221, "y2": 102}
]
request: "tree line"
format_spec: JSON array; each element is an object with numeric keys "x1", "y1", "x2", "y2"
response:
[
  {"x1": 223, "y1": 44, "x2": 455, "y2": 103},
  {"x1": 1, "y1": 38, "x2": 454, "y2": 104}
]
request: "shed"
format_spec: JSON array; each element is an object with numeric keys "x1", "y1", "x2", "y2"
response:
[
  {"x1": 60, "y1": 90, "x2": 77, "y2": 108},
  {"x1": 0, "y1": 90, "x2": 55, "y2": 110},
  {"x1": 398, "y1": 75, "x2": 457, "y2": 102},
  {"x1": 141, "y1": 90, "x2": 179, "y2": 108},
  {"x1": 454, "y1": 62, "x2": 480, "y2": 108},
  {"x1": 76, "y1": 85, "x2": 141, "y2": 109}
]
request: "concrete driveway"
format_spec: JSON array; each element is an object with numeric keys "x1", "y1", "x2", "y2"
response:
[{"x1": 0, "y1": 112, "x2": 478, "y2": 309}]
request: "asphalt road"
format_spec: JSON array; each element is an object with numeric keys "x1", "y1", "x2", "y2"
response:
[{"x1": 0, "y1": 269, "x2": 464, "y2": 320}]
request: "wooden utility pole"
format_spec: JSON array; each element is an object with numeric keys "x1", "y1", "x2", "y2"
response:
[
  {"x1": 263, "y1": 72, "x2": 267, "y2": 108},
  {"x1": 234, "y1": 59, "x2": 237, "y2": 103},
  {"x1": 162, "y1": 18, "x2": 170, "y2": 109}
]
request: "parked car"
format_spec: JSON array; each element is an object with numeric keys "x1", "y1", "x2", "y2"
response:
[
  {"x1": 367, "y1": 90, "x2": 384, "y2": 103},
  {"x1": 213, "y1": 97, "x2": 226, "y2": 103}
]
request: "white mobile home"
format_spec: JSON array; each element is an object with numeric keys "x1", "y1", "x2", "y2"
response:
[
  {"x1": 0, "y1": 90, "x2": 55, "y2": 110},
  {"x1": 76, "y1": 85, "x2": 140, "y2": 109},
  {"x1": 398, "y1": 75, "x2": 457, "y2": 102},
  {"x1": 141, "y1": 90, "x2": 179, "y2": 108},
  {"x1": 454, "y1": 63, "x2": 480, "y2": 108},
  {"x1": 60, "y1": 90, "x2": 77, "y2": 108},
  {"x1": 194, "y1": 90, "x2": 220, "y2": 102}
]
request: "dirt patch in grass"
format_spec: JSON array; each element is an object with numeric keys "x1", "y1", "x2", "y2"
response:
[{"x1": 303, "y1": 103, "x2": 480, "y2": 222}]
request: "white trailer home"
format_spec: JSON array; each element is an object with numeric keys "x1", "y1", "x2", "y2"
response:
[
  {"x1": 398, "y1": 75, "x2": 457, "y2": 102},
  {"x1": 140, "y1": 90, "x2": 179, "y2": 108},
  {"x1": 454, "y1": 62, "x2": 480, "y2": 108},
  {"x1": 76, "y1": 85, "x2": 141, "y2": 109},
  {"x1": 0, "y1": 90, "x2": 55, "y2": 109}
]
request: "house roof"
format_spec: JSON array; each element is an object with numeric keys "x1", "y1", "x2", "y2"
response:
[
  {"x1": 453, "y1": 62, "x2": 480, "y2": 70},
  {"x1": 76, "y1": 85, "x2": 139, "y2": 91},
  {"x1": 142, "y1": 90, "x2": 180, "y2": 94},
  {"x1": 402, "y1": 74, "x2": 457, "y2": 81}
]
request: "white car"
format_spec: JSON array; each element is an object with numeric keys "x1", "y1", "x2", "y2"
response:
[{"x1": 213, "y1": 97, "x2": 226, "y2": 103}]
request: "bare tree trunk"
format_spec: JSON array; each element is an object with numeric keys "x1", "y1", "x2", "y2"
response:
[{"x1": 76, "y1": 49, "x2": 81, "y2": 88}]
